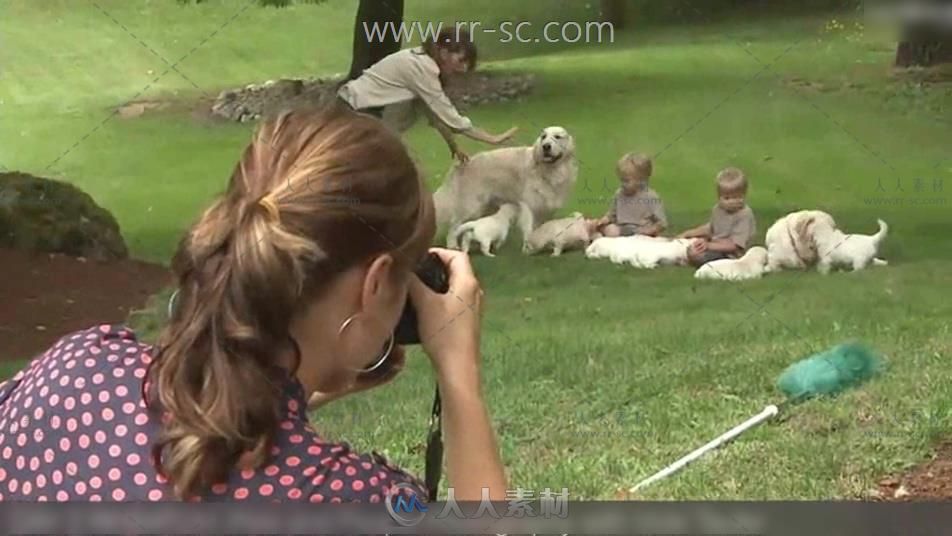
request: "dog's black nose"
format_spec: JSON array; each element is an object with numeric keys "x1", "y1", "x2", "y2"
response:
[{"x1": 542, "y1": 143, "x2": 552, "y2": 152}]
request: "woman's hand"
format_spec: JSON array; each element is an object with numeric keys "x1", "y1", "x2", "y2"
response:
[
  {"x1": 452, "y1": 147, "x2": 470, "y2": 165},
  {"x1": 491, "y1": 127, "x2": 519, "y2": 145},
  {"x1": 407, "y1": 248, "x2": 483, "y2": 384}
]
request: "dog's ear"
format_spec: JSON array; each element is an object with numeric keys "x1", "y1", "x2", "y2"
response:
[
  {"x1": 793, "y1": 216, "x2": 818, "y2": 261},
  {"x1": 793, "y1": 216, "x2": 815, "y2": 242},
  {"x1": 565, "y1": 133, "x2": 576, "y2": 154},
  {"x1": 532, "y1": 140, "x2": 544, "y2": 164}
]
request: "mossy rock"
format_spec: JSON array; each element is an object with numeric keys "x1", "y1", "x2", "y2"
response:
[{"x1": 0, "y1": 172, "x2": 128, "y2": 261}]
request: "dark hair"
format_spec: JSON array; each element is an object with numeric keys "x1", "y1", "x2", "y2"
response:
[
  {"x1": 422, "y1": 27, "x2": 478, "y2": 72},
  {"x1": 144, "y1": 104, "x2": 435, "y2": 500}
]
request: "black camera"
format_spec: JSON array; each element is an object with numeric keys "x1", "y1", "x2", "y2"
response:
[
  {"x1": 391, "y1": 251, "x2": 450, "y2": 503},
  {"x1": 394, "y1": 251, "x2": 450, "y2": 345}
]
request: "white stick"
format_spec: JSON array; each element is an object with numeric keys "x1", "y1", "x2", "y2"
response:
[{"x1": 629, "y1": 404, "x2": 779, "y2": 493}]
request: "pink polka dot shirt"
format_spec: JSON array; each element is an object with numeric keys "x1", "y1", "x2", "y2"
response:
[{"x1": 0, "y1": 324, "x2": 428, "y2": 502}]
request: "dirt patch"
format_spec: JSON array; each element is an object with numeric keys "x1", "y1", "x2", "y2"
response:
[
  {"x1": 110, "y1": 71, "x2": 535, "y2": 123},
  {"x1": 117, "y1": 99, "x2": 171, "y2": 119},
  {"x1": 188, "y1": 96, "x2": 223, "y2": 124},
  {"x1": 890, "y1": 64, "x2": 952, "y2": 86},
  {"x1": 0, "y1": 248, "x2": 171, "y2": 363},
  {"x1": 874, "y1": 442, "x2": 952, "y2": 501},
  {"x1": 783, "y1": 76, "x2": 846, "y2": 93},
  {"x1": 210, "y1": 71, "x2": 535, "y2": 123}
]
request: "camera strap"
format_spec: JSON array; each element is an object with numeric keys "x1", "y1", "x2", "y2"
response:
[{"x1": 423, "y1": 384, "x2": 443, "y2": 502}]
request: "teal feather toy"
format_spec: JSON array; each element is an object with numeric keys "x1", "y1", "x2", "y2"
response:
[
  {"x1": 629, "y1": 342, "x2": 883, "y2": 493},
  {"x1": 777, "y1": 342, "x2": 883, "y2": 402}
]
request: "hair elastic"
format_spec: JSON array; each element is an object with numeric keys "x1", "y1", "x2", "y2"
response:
[{"x1": 258, "y1": 195, "x2": 281, "y2": 222}]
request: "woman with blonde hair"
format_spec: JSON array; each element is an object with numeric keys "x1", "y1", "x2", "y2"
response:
[{"x1": 0, "y1": 105, "x2": 506, "y2": 503}]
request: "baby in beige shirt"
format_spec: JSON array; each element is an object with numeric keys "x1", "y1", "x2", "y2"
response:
[
  {"x1": 677, "y1": 167, "x2": 757, "y2": 267},
  {"x1": 596, "y1": 153, "x2": 668, "y2": 238}
]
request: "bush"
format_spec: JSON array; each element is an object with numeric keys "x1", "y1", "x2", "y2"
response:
[{"x1": 0, "y1": 172, "x2": 129, "y2": 261}]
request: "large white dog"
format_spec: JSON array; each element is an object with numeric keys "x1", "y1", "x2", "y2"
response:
[
  {"x1": 813, "y1": 218, "x2": 889, "y2": 274},
  {"x1": 764, "y1": 210, "x2": 837, "y2": 273},
  {"x1": 694, "y1": 246, "x2": 769, "y2": 281},
  {"x1": 449, "y1": 203, "x2": 520, "y2": 257},
  {"x1": 586, "y1": 236, "x2": 695, "y2": 269},
  {"x1": 434, "y1": 126, "x2": 578, "y2": 252}
]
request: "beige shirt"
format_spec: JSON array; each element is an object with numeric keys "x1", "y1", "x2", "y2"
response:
[
  {"x1": 607, "y1": 187, "x2": 667, "y2": 232},
  {"x1": 709, "y1": 204, "x2": 756, "y2": 250},
  {"x1": 337, "y1": 47, "x2": 473, "y2": 133}
]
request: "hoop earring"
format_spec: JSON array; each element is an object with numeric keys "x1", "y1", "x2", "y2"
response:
[
  {"x1": 358, "y1": 334, "x2": 395, "y2": 374},
  {"x1": 337, "y1": 314, "x2": 359, "y2": 337},
  {"x1": 338, "y1": 314, "x2": 395, "y2": 373}
]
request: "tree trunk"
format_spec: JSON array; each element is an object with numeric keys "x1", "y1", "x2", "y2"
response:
[
  {"x1": 894, "y1": 0, "x2": 952, "y2": 68},
  {"x1": 600, "y1": 0, "x2": 627, "y2": 30},
  {"x1": 346, "y1": 0, "x2": 404, "y2": 81},
  {"x1": 895, "y1": 28, "x2": 952, "y2": 67}
]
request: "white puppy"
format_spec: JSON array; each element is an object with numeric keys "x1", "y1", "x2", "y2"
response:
[
  {"x1": 625, "y1": 237, "x2": 696, "y2": 269},
  {"x1": 525, "y1": 212, "x2": 598, "y2": 256},
  {"x1": 585, "y1": 236, "x2": 618, "y2": 259},
  {"x1": 764, "y1": 210, "x2": 837, "y2": 273},
  {"x1": 694, "y1": 246, "x2": 769, "y2": 281},
  {"x1": 587, "y1": 236, "x2": 694, "y2": 268},
  {"x1": 434, "y1": 127, "x2": 578, "y2": 251},
  {"x1": 607, "y1": 237, "x2": 647, "y2": 265},
  {"x1": 585, "y1": 235, "x2": 648, "y2": 261},
  {"x1": 813, "y1": 218, "x2": 889, "y2": 274},
  {"x1": 449, "y1": 203, "x2": 519, "y2": 257}
]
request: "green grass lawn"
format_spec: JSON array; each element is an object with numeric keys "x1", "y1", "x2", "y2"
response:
[{"x1": 3, "y1": 0, "x2": 951, "y2": 500}]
